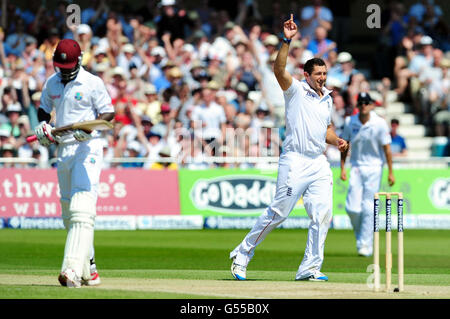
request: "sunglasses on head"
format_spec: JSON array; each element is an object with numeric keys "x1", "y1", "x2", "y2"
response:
[{"x1": 358, "y1": 101, "x2": 371, "y2": 105}]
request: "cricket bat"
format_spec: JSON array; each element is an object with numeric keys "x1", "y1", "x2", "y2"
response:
[{"x1": 27, "y1": 119, "x2": 113, "y2": 143}]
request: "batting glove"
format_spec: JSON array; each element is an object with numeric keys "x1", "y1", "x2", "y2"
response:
[
  {"x1": 34, "y1": 121, "x2": 57, "y2": 147},
  {"x1": 73, "y1": 129, "x2": 92, "y2": 142}
]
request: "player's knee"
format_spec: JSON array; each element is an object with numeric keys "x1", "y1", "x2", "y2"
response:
[
  {"x1": 267, "y1": 206, "x2": 288, "y2": 225},
  {"x1": 69, "y1": 191, "x2": 96, "y2": 226}
]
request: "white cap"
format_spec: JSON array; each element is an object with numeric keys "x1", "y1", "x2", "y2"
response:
[
  {"x1": 261, "y1": 119, "x2": 275, "y2": 128},
  {"x1": 151, "y1": 46, "x2": 166, "y2": 57},
  {"x1": 337, "y1": 52, "x2": 353, "y2": 63},
  {"x1": 144, "y1": 83, "x2": 157, "y2": 94},
  {"x1": 159, "y1": 146, "x2": 172, "y2": 157},
  {"x1": 420, "y1": 35, "x2": 433, "y2": 46},
  {"x1": 127, "y1": 140, "x2": 141, "y2": 153},
  {"x1": 0, "y1": 128, "x2": 10, "y2": 137},
  {"x1": 264, "y1": 34, "x2": 279, "y2": 46},
  {"x1": 95, "y1": 62, "x2": 109, "y2": 73},
  {"x1": 236, "y1": 82, "x2": 248, "y2": 93},
  {"x1": 77, "y1": 24, "x2": 92, "y2": 35},
  {"x1": 6, "y1": 102, "x2": 22, "y2": 113},
  {"x1": 300, "y1": 50, "x2": 314, "y2": 64},
  {"x1": 31, "y1": 91, "x2": 42, "y2": 101},
  {"x1": 182, "y1": 43, "x2": 195, "y2": 53},
  {"x1": 94, "y1": 46, "x2": 107, "y2": 56},
  {"x1": 160, "y1": 0, "x2": 176, "y2": 6},
  {"x1": 112, "y1": 66, "x2": 126, "y2": 77},
  {"x1": 327, "y1": 77, "x2": 343, "y2": 89},
  {"x1": 123, "y1": 43, "x2": 135, "y2": 54}
]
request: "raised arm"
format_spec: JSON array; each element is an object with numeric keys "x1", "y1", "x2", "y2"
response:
[{"x1": 274, "y1": 14, "x2": 297, "y2": 91}]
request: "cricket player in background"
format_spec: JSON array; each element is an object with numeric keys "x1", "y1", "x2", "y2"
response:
[
  {"x1": 34, "y1": 39, "x2": 114, "y2": 287},
  {"x1": 230, "y1": 15, "x2": 348, "y2": 281},
  {"x1": 340, "y1": 92, "x2": 395, "y2": 257}
]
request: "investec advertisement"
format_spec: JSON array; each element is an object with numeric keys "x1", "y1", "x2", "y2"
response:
[{"x1": 179, "y1": 168, "x2": 450, "y2": 217}]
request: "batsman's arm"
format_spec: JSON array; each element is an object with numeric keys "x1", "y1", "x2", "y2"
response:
[
  {"x1": 38, "y1": 107, "x2": 51, "y2": 123},
  {"x1": 97, "y1": 112, "x2": 115, "y2": 122}
]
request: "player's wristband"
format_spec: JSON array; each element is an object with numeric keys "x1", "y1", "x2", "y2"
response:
[{"x1": 282, "y1": 37, "x2": 291, "y2": 44}]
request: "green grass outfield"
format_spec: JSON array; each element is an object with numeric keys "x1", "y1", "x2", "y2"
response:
[{"x1": 0, "y1": 229, "x2": 449, "y2": 299}]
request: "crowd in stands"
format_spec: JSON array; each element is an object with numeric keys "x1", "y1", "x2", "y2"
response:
[{"x1": 0, "y1": 0, "x2": 449, "y2": 169}]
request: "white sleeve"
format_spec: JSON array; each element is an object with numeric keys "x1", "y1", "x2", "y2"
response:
[
  {"x1": 94, "y1": 77, "x2": 114, "y2": 114},
  {"x1": 379, "y1": 120, "x2": 392, "y2": 146},
  {"x1": 283, "y1": 78, "x2": 300, "y2": 99},
  {"x1": 40, "y1": 80, "x2": 53, "y2": 114}
]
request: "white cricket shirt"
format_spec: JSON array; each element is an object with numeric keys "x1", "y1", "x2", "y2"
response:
[
  {"x1": 40, "y1": 67, "x2": 113, "y2": 143},
  {"x1": 341, "y1": 111, "x2": 392, "y2": 167},
  {"x1": 282, "y1": 79, "x2": 333, "y2": 158},
  {"x1": 191, "y1": 101, "x2": 226, "y2": 140}
]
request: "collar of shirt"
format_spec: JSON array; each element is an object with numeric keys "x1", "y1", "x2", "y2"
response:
[{"x1": 300, "y1": 80, "x2": 332, "y2": 99}]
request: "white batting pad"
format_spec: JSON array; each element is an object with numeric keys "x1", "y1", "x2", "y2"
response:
[
  {"x1": 62, "y1": 222, "x2": 94, "y2": 279},
  {"x1": 62, "y1": 191, "x2": 97, "y2": 278},
  {"x1": 69, "y1": 191, "x2": 97, "y2": 221}
]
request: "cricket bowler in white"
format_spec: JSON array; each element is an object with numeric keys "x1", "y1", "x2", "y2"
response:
[
  {"x1": 340, "y1": 92, "x2": 395, "y2": 257},
  {"x1": 34, "y1": 39, "x2": 114, "y2": 287},
  {"x1": 230, "y1": 15, "x2": 348, "y2": 281}
]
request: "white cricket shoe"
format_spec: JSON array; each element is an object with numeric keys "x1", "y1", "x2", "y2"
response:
[
  {"x1": 231, "y1": 259, "x2": 247, "y2": 281},
  {"x1": 82, "y1": 271, "x2": 101, "y2": 286},
  {"x1": 58, "y1": 269, "x2": 81, "y2": 288},
  {"x1": 358, "y1": 246, "x2": 373, "y2": 257},
  {"x1": 296, "y1": 271, "x2": 329, "y2": 282}
]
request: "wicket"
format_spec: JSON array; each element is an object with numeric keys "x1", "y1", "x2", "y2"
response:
[{"x1": 373, "y1": 192, "x2": 404, "y2": 292}]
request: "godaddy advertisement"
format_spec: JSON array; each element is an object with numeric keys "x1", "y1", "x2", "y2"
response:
[{"x1": 179, "y1": 168, "x2": 450, "y2": 217}]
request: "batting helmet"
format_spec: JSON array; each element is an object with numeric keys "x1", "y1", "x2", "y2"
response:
[{"x1": 53, "y1": 39, "x2": 82, "y2": 82}]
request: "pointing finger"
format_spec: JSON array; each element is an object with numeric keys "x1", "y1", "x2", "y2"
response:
[{"x1": 290, "y1": 14, "x2": 293, "y2": 21}]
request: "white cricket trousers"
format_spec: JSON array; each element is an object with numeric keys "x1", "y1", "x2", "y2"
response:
[
  {"x1": 57, "y1": 138, "x2": 103, "y2": 279},
  {"x1": 345, "y1": 165, "x2": 383, "y2": 254},
  {"x1": 230, "y1": 152, "x2": 333, "y2": 279}
]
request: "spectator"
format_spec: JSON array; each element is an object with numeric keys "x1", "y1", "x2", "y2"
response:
[
  {"x1": 431, "y1": 57, "x2": 449, "y2": 137},
  {"x1": 0, "y1": 128, "x2": 13, "y2": 149},
  {"x1": 121, "y1": 140, "x2": 144, "y2": 168},
  {"x1": 395, "y1": 35, "x2": 434, "y2": 101},
  {"x1": 138, "y1": 83, "x2": 162, "y2": 125},
  {"x1": 2, "y1": 102, "x2": 22, "y2": 138},
  {"x1": 156, "y1": 0, "x2": 191, "y2": 41},
  {"x1": 141, "y1": 130, "x2": 165, "y2": 169},
  {"x1": 150, "y1": 146, "x2": 178, "y2": 170},
  {"x1": 116, "y1": 44, "x2": 143, "y2": 80},
  {"x1": 4, "y1": 18, "x2": 29, "y2": 57},
  {"x1": 417, "y1": 48, "x2": 446, "y2": 124},
  {"x1": 299, "y1": 0, "x2": 333, "y2": 41},
  {"x1": 390, "y1": 119, "x2": 408, "y2": 157},
  {"x1": 0, "y1": 143, "x2": 17, "y2": 167},
  {"x1": 307, "y1": 26, "x2": 337, "y2": 60},
  {"x1": 152, "y1": 102, "x2": 174, "y2": 140},
  {"x1": 408, "y1": 0, "x2": 443, "y2": 24},
  {"x1": 191, "y1": 87, "x2": 226, "y2": 154},
  {"x1": 328, "y1": 51, "x2": 359, "y2": 89},
  {"x1": 38, "y1": 27, "x2": 60, "y2": 61}
]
